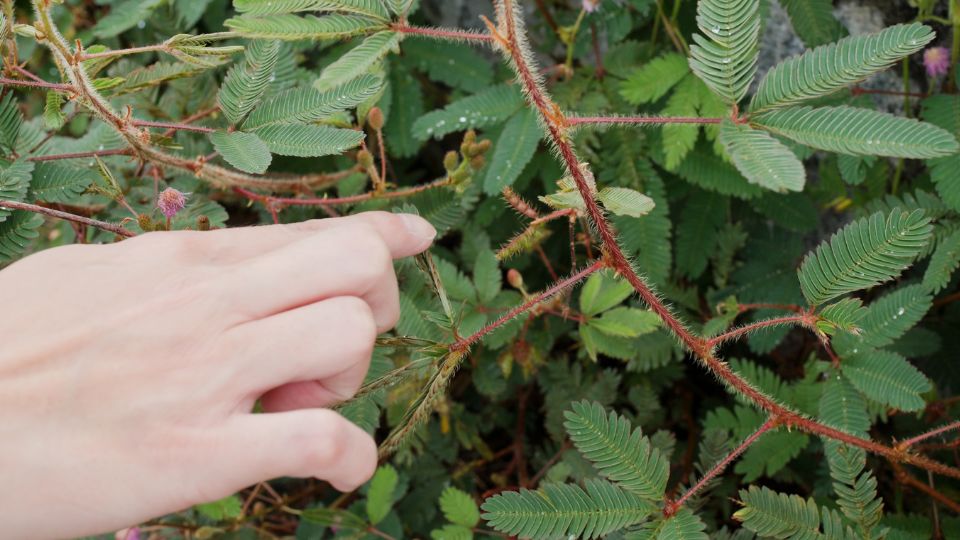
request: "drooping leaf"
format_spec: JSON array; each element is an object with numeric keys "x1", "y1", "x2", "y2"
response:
[
  {"x1": 923, "y1": 229, "x2": 960, "y2": 293},
  {"x1": 483, "y1": 108, "x2": 541, "y2": 195},
  {"x1": 718, "y1": 120, "x2": 806, "y2": 193},
  {"x1": 209, "y1": 131, "x2": 272, "y2": 174},
  {"x1": 218, "y1": 39, "x2": 281, "y2": 124},
  {"x1": 580, "y1": 270, "x2": 634, "y2": 316},
  {"x1": 412, "y1": 84, "x2": 524, "y2": 141},
  {"x1": 315, "y1": 31, "x2": 401, "y2": 91}
]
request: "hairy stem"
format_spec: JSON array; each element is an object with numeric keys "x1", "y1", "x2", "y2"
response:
[
  {"x1": 707, "y1": 315, "x2": 810, "y2": 348},
  {"x1": 901, "y1": 421, "x2": 960, "y2": 449},
  {"x1": 567, "y1": 115, "x2": 723, "y2": 126},
  {"x1": 391, "y1": 23, "x2": 492, "y2": 43},
  {"x1": 0, "y1": 199, "x2": 136, "y2": 237}
]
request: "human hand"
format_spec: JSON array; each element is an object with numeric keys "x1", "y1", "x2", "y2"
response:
[{"x1": 0, "y1": 212, "x2": 436, "y2": 539}]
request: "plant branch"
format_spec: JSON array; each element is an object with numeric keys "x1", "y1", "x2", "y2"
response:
[
  {"x1": 131, "y1": 119, "x2": 215, "y2": 134},
  {"x1": 567, "y1": 115, "x2": 724, "y2": 126},
  {"x1": 449, "y1": 260, "x2": 604, "y2": 353},
  {"x1": 707, "y1": 315, "x2": 810, "y2": 348},
  {"x1": 0, "y1": 199, "x2": 136, "y2": 237},
  {"x1": 28, "y1": 148, "x2": 133, "y2": 162},
  {"x1": 901, "y1": 421, "x2": 960, "y2": 450},
  {"x1": 0, "y1": 76, "x2": 73, "y2": 91},
  {"x1": 491, "y1": 0, "x2": 960, "y2": 483},
  {"x1": 233, "y1": 176, "x2": 449, "y2": 209},
  {"x1": 77, "y1": 43, "x2": 168, "y2": 61},
  {"x1": 391, "y1": 23, "x2": 493, "y2": 43},
  {"x1": 891, "y1": 461, "x2": 960, "y2": 514},
  {"x1": 663, "y1": 417, "x2": 780, "y2": 517}
]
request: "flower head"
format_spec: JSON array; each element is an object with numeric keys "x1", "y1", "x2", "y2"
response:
[
  {"x1": 582, "y1": 0, "x2": 600, "y2": 13},
  {"x1": 157, "y1": 187, "x2": 187, "y2": 219},
  {"x1": 924, "y1": 46, "x2": 951, "y2": 78}
]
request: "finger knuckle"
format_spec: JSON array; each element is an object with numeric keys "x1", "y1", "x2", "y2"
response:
[
  {"x1": 305, "y1": 411, "x2": 348, "y2": 469},
  {"x1": 337, "y1": 297, "x2": 378, "y2": 358}
]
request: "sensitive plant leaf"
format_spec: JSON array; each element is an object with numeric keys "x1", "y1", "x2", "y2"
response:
[
  {"x1": 481, "y1": 479, "x2": 654, "y2": 539},
  {"x1": 751, "y1": 23, "x2": 932, "y2": 112},
  {"x1": 856, "y1": 284, "x2": 932, "y2": 348},
  {"x1": 923, "y1": 230, "x2": 960, "y2": 293},
  {"x1": 315, "y1": 31, "x2": 401, "y2": 91},
  {"x1": 483, "y1": 108, "x2": 541, "y2": 195},
  {"x1": 688, "y1": 0, "x2": 761, "y2": 105},
  {"x1": 0, "y1": 160, "x2": 32, "y2": 222},
  {"x1": 431, "y1": 524, "x2": 473, "y2": 540},
  {"x1": 225, "y1": 13, "x2": 384, "y2": 40},
  {"x1": 473, "y1": 250, "x2": 501, "y2": 304},
  {"x1": 735, "y1": 486, "x2": 840, "y2": 539},
  {"x1": 29, "y1": 162, "x2": 92, "y2": 204},
  {"x1": 626, "y1": 508, "x2": 709, "y2": 540},
  {"x1": 366, "y1": 465, "x2": 399, "y2": 525},
  {"x1": 0, "y1": 93, "x2": 22, "y2": 152},
  {"x1": 778, "y1": 0, "x2": 846, "y2": 47},
  {"x1": 252, "y1": 124, "x2": 365, "y2": 157},
  {"x1": 92, "y1": 0, "x2": 164, "y2": 39},
  {"x1": 816, "y1": 298, "x2": 867, "y2": 336},
  {"x1": 218, "y1": 39, "x2": 281, "y2": 125},
  {"x1": 598, "y1": 187, "x2": 655, "y2": 218},
  {"x1": 195, "y1": 495, "x2": 243, "y2": 521},
  {"x1": 928, "y1": 154, "x2": 960, "y2": 213},
  {"x1": 233, "y1": 0, "x2": 391, "y2": 20},
  {"x1": 439, "y1": 487, "x2": 480, "y2": 528},
  {"x1": 412, "y1": 84, "x2": 524, "y2": 141},
  {"x1": 754, "y1": 106, "x2": 959, "y2": 159},
  {"x1": 718, "y1": 120, "x2": 805, "y2": 193},
  {"x1": 841, "y1": 349, "x2": 931, "y2": 412},
  {"x1": 797, "y1": 210, "x2": 932, "y2": 306},
  {"x1": 0, "y1": 210, "x2": 43, "y2": 262},
  {"x1": 676, "y1": 190, "x2": 726, "y2": 279},
  {"x1": 580, "y1": 270, "x2": 635, "y2": 316},
  {"x1": 244, "y1": 74, "x2": 383, "y2": 129},
  {"x1": 401, "y1": 39, "x2": 494, "y2": 92},
  {"x1": 588, "y1": 308, "x2": 661, "y2": 338},
  {"x1": 661, "y1": 75, "x2": 703, "y2": 170},
  {"x1": 43, "y1": 92, "x2": 65, "y2": 131},
  {"x1": 621, "y1": 53, "x2": 690, "y2": 105},
  {"x1": 209, "y1": 131, "x2": 272, "y2": 174},
  {"x1": 563, "y1": 401, "x2": 669, "y2": 500}
]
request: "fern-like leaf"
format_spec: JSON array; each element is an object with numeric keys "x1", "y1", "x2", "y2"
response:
[
  {"x1": 718, "y1": 120, "x2": 805, "y2": 193},
  {"x1": 856, "y1": 284, "x2": 932, "y2": 348},
  {"x1": 412, "y1": 84, "x2": 524, "y2": 141},
  {"x1": 0, "y1": 210, "x2": 43, "y2": 262},
  {"x1": 797, "y1": 209, "x2": 933, "y2": 306},
  {"x1": 840, "y1": 349, "x2": 931, "y2": 412},
  {"x1": 252, "y1": 124, "x2": 364, "y2": 157},
  {"x1": 244, "y1": 75, "x2": 382, "y2": 129},
  {"x1": 626, "y1": 509, "x2": 709, "y2": 540},
  {"x1": 233, "y1": 0, "x2": 390, "y2": 20},
  {"x1": 210, "y1": 131, "x2": 272, "y2": 174},
  {"x1": 480, "y1": 479, "x2": 654, "y2": 540},
  {"x1": 688, "y1": 0, "x2": 761, "y2": 105},
  {"x1": 751, "y1": 23, "x2": 933, "y2": 112},
  {"x1": 929, "y1": 154, "x2": 960, "y2": 213},
  {"x1": 0, "y1": 93, "x2": 23, "y2": 152},
  {"x1": 483, "y1": 108, "x2": 541, "y2": 195},
  {"x1": 0, "y1": 160, "x2": 32, "y2": 222},
  {"x1": 92, "y1": 0, "x2": 163, "y2": 39},
  {"x1": 754, "y1": 106, "x2": 958, "y2": 158},
  {"x1": 621, "y1": 53, "x2": 690, "y2": 105},
  {"x1": 923, "y1": 230, "x2": 960, "y2": 293},
  {"x1": 218, "y1": 40, "x2": 281, "y2": 124},
  {"x1": 562, "y1": 400, "x2": 669, "y2": 501},
  {"x1": 29, "y1": 162, "x2": 92, "y2": 204},
  {"x1": 816, "y1": 298, "x2": 867, "y2": 336},
  {"x1": 315, "y1": 31, "x2": 400, "y2": 91},
  {"x1": 225, "y1": 13, "x2": 384, "y2": 40},
  {"x1": 819, "y1": 376, "x2": 870, "y2": 436},
  {"x1": 778, "y1": 0, "x2": 846, "y2": 47},
  {"x1": 735, "y1": 486, "x2": 858, "y2": 540}
]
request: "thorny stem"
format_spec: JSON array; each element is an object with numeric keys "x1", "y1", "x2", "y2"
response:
[
  {"x1": 27, "y1": 148, "x2": 132, "y2": 162},
  {"x1": 707, "y1": 315, "x2": 811, "y2": 348},
  {"x1": 449, "y1": 261, "x2": 605, "y2": 353},
  {"x1": 0, "y1": 76, "x2": 73, "y2": 91},
  {"x1": 77, "y1": 43, "x2": 167, "y2": 61},
  {"x1": 0, "y1": 199, "x2": 136, "y2": 237},
  {"x1": 491, "y1": 0, "x2": 960, "y2": 483},
  {"x1": 892, "y1": 462, "x2": 960, "y2": 514},
  {"x1": 131, "y1": 119, "x2": 215, "y2": 134},
  {"x1": 901, "y1": 421, "x2": 960, "y2": 450},
  {"x1": 663, "y1": 417, "x2": 780, "y2": 517},
  {"x1": 233, "y1": 177, "x2": 450, "y2": 209},
  {"x1": 568, "y1": 115, "x2": 724, "y2": 126},
  {"x1": 391, "y1": 23, "x2": 493, "y2": 43}
]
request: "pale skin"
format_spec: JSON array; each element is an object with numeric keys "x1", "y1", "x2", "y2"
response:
[{"x1": 0, "y1": 211, "x2": 437, "y2": 539}]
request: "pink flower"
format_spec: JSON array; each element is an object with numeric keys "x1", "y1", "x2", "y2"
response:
[
  {"x1": 582, "y1": 0, "x2": 600, "y2": 13},
  {"x1": 924, "y1": 47, "x2": 951, "y2": 78},
  {"x1": 157, "y1": 187, "x2": 187, "y2": 218},
  {"x1": 115, "y1": 528, "x2": 141, "y2": 540}
]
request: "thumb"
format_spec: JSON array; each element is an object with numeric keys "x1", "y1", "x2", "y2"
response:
[{"x1": 210, "y1": 410, "x2": 378, "y2": 494}]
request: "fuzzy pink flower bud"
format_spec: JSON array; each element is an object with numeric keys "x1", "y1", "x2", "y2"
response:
[
  {"x1": 157, "y1": 187, "x2": 187, "y2": 218},
  {"x1": 582, "y1": 0, "x2": 600, "y2": 13},
  {"x1": 924, "y1": 47, "x2": 951, "y2": 78}
]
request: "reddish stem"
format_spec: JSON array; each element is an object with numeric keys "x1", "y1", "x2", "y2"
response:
[
  {"x1": 664, "y1": 418, "x2": 779, "y2": 517},
  {"x1": 132, "y1": 119, "x2": 215, "y2": 134},
  {"x1": 0, "y1": 199, "x2": 135, "y2": 238},
  {"x1": 449, "y1": 261, "x2": 604, "y2": 353},
  {"x1": 892, "y1": 462, "x2": 960, "y2": 514},
  {"x1": 738, "y1": 303, "x2": 804, "y2": 314},
  {"x1": 233, "y1": 178, "x2": 449, "y2": 208},
  {"x1": 28, "y1": 148, "x2": 132, "y2": 162},
  {"x1": 851, "y1": 86, "x2": 928, "y2": 99},
  {"x1": 567, "y1": 116, "x2": 723, "y2": 126},
  {"x1": 0, "y1": 77, "x2": 73, "y2": 92},
  {"x1": 902, "y1": 422, "x2": 960, "y2": 450},
  {"x1": 161, "y1": 106, "x2": 219, "y2": 138},
  {"x1": 707, "y1": 315, "x2": 809, "y2": 348},
  {"x1": 391, "y1": 24, "x2": 493, "y2": 43}
]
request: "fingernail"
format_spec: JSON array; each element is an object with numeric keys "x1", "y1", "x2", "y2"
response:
[{"x1": 400, "y1": 214, "x2": 437, "y2": 243}]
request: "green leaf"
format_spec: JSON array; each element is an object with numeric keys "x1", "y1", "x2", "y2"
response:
[
  {"x1": 412, "y1": 84, "x2": 524, "y2": 141},
  {"x1": 754, "y1": 106, "x2": 959, "y2": 159},
  {"x1": 0, "y1": 210, "x2": 43, "y2": 262},
  {"x1": 718, "y1": 120, "x2": 806, "y2": 193},
  {"x1": 924, "y1": 230, "x2": 960, "y2": 293},
  {"x1": 734, "y1": 486, "x2": 835, "y2": 539},
  {"x1": 233, "y1": 0, "x2": 391, "y2": 20},
  {"x1": 194, "y1": 495, "x2": 243, "y2": 521},
  {"x1": 315, "y1": 31, "x2": 400, "y2": 91},
  {"x1": 778, "y1": 0, "x2": 846, "y2": 47},
  {"x1": 401, "y1": 39, "x2": 494, "y2": 92},
  {"x1": 366, "y1": 464, "x2": 398, "y2": 525},
  {"x1": 817, "y1": 298, "x2": 868, "y2": 336},
  {"x1": 43, "y1": 92, "x2": 65, "y2": 131},
  {"x1": 387, "y1": 63, "x2": 425, "y2": 158},
  {"x1": 563, "y1": 401, "x2": 669, "y2": 500},
  {"x1": 29, "y1": 162, "x2": 92, "y2": 204},
  {"x1": 300, "y1": 507, "x2": 367, "y2": 530},
  {"x1": 252, "y1": 124, "x2": 365, "y2": 157},
  {"x1": 0, "y1": 93, "x2": 23, "y2": 152},
  {"x1": 688, "y1": 0, "x2": 761, "y2": 105},
  {"x1": 841, "y1": 349, "x2": 931, "y2": 412},
  {"x1": 589, "y1": 308, "x2": 661, "y2": 338},
  {"x1": 209, "y1": 131, "x2": 272, "y2": 174},
  {"x1": 598, "y1": 187, "x2": 655, "y2": 217},
  {"x1": 481, "y1": 479, "x2": 654, "y2": 540},
  {"x1": 439, "y1": 487, "x2": 480, "y2": 528},
  {"x1": 660, "y1": 76, "x2": 703, "y2": 171},
  {"x1": 218, "y1": 39, "x2": 281, "y2": 125},
  {"x1": 928, "y1": 154, "x2": 960, "y2": 213},
  {"x1": 751, "y1": 23, "x2": 931, "y2": 112},
  {"x1": 483, "y1": 108, "x2": 541, "y2": 195},
  {"x1": 857, "y1": 284, "x2": 932, "y2": 348},
  {"x1": 244, "y1": 74, "x2": 382, "y2": 129},
  {"x1": 620, "y1": 53, "x2": 690, "y2": 105},
  {"x1": 675, "y1": 190, "x2": 725, "y2": 279},
  {"x1": 473, "y1": 250, "x2": 501, "y2": 304},
  {"x1": 797, "y1": 210, "x2": 932, "y2": 306},
  {"x1": 92, "y1": 0, "x2": 164, "y2": 39},
  {"x1": 431, "y1": 524, "x2": 473, "y2": 540},
  {"x1": 0, "y1": 160, "x2": 32, "y2": 222},
  {"x1": 627, "y1": 509, "x2": 709, "y2": 540},
  {"x1": 580, "y1": 270, "x2": 635, "y2": 316},
  {"x1": 819, "y1": 375, "x2": 870, "y2": 436},
  {"x1": 670, "y1": 144, "x2": 764, "y2": 199},
  {"x1": 225, "y1": 13, "x2": 384, "y2": 41},
  {"x1": 735, "y1": 429, "x2": 809, "y2": 482}
]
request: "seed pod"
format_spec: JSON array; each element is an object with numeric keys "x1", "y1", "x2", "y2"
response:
[
  {"x1": 368, "y1": 107, "x2": 384, "y2": 130},
  {"x1": 470, "y1": 155, "x2": 486, "y2": 170},
  {"x1": 507, "y1": 269, "x2": 524, "y2": 289},
  {"x1": 443, "y1": 150, "x2": 459, "y2": 171},
  {"x1": 357, "y1": 149, "x2": 375, "y2": 169}
]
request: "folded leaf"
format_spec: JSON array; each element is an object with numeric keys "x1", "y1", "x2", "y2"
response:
[
  {"x1": 718, "y1": 120, "x2": 805, "y2": 193},
  {"x1": 209, "y1": 131, "x2": 272, "y2": 174}
]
